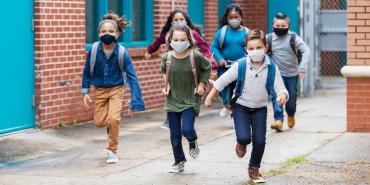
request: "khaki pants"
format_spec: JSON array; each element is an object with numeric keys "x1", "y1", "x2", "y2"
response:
[{"x1": 94, "y1": 85, "x2": 123, "y2": 153}]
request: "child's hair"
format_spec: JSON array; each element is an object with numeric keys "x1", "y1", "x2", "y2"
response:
[
  {"x1": 161, "y1": 9, "x2": 200, "y2": 35},
  {"x1": 98, "y1": 10, "x2": 129, "y2": 33},
  {"x1": 245, "y1": 29, "x2": 266, "y2": 46},
  {"x1": 273, "y1": 12, "x2": 291, "y2": 25},
  {"x1": 219, "y1": 4, "x2": 244, "y2": 28},
  {"x1": 166, "y1": 24, "x2": 196, "y2": 50}
]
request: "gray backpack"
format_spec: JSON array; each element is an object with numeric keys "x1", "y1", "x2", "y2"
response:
[
  {"x1": 89, "y1": 42, "x2": 127, "y2": 83},
  {"x1": 219, "y1": 25, "x2": 249, "y2": 49}
]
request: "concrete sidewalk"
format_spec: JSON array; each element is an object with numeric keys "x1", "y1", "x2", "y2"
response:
[{"x1": 0, "y1": 86, "x2": 369, "y2": 185}]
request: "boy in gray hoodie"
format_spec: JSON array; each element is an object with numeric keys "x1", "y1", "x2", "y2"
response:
[{"x1": 267, "y1": 13, "x2": 310, "y2": 132}]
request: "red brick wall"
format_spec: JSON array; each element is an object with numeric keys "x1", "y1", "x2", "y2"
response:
[
  {"x1": 34, "y1": 0, "x2": 88, "y2": 128},
  {"x1": 234, "y1": 0, "x2": 268, "y2": 33},
  {"x1": 204, "y1": 0, "x2": 219, "y2": 44},
  {"x1": 346, "y1": 0, "x2": 370, "y2": 132}
]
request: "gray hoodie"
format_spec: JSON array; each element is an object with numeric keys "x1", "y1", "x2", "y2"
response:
[{"x1": 267, "y1": 31, "x2": 311, "y2": 77}]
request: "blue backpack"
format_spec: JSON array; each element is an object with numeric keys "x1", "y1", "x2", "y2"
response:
[{"x1": 231, "y1": 56, "x2": 277, "y2": 105}]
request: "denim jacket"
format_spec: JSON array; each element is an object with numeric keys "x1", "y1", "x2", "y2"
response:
[{"x1": 81, "y1": 42, "x2": 145, "y2": 111}]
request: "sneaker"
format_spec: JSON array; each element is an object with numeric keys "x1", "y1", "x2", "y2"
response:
[
  {"x1": 271, "y1": 120, "x2": 283, "y2": 132},
  {"x1": 287, "y1": 116, "x2": 295, "y2": 128},
  {"x1": 104, "y1": 149, "x2": 110, "y2": 159},
  {"x1": 106, "y1": 150, "x2": 119, "y2": 164},
  {"x1": 248, "y1": 167, "x2": 266, "y2": 183},
  {"x1": 189, "y1": 140, "x2": 200, "y2": 158},
  {"x1": 219, "y1": 107, "x2": 228, "y2": 118},
  {"x1": 231, "y1": 118, "x2": 235, "y2": 128},
  {"x1": 235, "y1": 143, "x2": 247, "y2": 158},
  {"x1": 169, "y1": 161, "x2": 185, "y2": 173},
  {"x1": 160, "y1": 120, "x2": 169, "y2": 130}
]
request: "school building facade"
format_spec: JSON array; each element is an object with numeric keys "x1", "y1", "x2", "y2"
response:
[{"x1": 3, "y1": 0, "x2": 367, "y2": 134}]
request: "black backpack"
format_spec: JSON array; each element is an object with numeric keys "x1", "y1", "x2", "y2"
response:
[{"x1": 266, "y1": 33, "x2": 302, "y2": 64}]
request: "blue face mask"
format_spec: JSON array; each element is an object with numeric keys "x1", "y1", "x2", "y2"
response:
[{"x1": 100, "y1": 34, "x2": 116, "y2": 44}]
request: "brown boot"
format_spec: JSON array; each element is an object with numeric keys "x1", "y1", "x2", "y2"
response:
[
  {"x1": 271, "y1": 120, "x2": 283, "y2": 132},
  {"x1": 288, "y1": 116, "x2": 296, "y2": 128},
  {"x1": 235, "y1": 143, "x2": 246, "y2": 158},
  {"x1": 248, "y1": 167, "x2": 266, "y2": 183}
]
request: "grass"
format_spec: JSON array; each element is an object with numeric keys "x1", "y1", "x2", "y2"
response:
[{"x1": 266, "y1": 156, "x2": 308, "y2": 176}]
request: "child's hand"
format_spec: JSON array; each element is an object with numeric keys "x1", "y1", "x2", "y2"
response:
[
  {"x1": 224, "y1": 104, "x2": 233, "y2": 111},
  {"x1": 219, "y1": 59, "x2": 226, "y2": 67},
  {"x1": 162, "y1": 87, "x2": 169, "y2": 96},
  {"x1": 195, "y1": 87, "x2": 205, "y2": 96},
  {"x1": 144, "y1": 51, "x2": 151, "y2": 60},
  {"x1": 299, "y1": 71, "x2": 305, "y2": 80},
  {"x1": 127, "y1": 109, "x2": 139, "y2": 117},
  {"x1": 205, "y1": 96, "x2": 213, "y2": 108},
  {"x1": 83, "y1": 94, "x2": 92, "y2": 110},
  {"x1": 277, "y1": 94, "x2": 288, "y2": 105}
]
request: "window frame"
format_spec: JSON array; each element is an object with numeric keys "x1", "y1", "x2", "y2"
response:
[{"x1": 85, "y1": 0, "x2": 153, "y2": 50}]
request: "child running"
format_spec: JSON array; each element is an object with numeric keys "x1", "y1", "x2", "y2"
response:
[
  {"x1": 211, "y1": 4, "x2": 249, "y2": 127},
  {"x1": 160, "y1": 24, "x2": 211, "y2": 173},
  {"x1": 267, "y1": 13, "x2": 311, "y2": 132},
  {"x1": 145, "y1": 9, "x2": 217, "y2": 129},
  {"x1": 81, "y1": 11, "x2": 145, "y2": 164},
  {"x1": 205, "y1": 30, "x2": 288, "y2": 183}
]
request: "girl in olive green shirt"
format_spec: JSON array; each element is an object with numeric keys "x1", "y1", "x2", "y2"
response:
[{"x1": 160, "y1": 24, "x2": 211, "y2": 173}]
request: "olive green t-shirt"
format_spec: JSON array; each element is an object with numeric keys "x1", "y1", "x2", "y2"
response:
[{"x1": 160, "y1": 50, "x2": 211, "y2": 115}]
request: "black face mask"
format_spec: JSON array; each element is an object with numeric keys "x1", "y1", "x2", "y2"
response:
[
  {"x1": 100, "y1": 34, "x2": 116, "y2": 44},
  {"x1": 273, "y1": 28, "x2": 289, "y2": 36}
]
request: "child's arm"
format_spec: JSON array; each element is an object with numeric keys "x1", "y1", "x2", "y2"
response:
[
  {"x1": 196, "y1": 52, "x2": 212, "y2": 95},
  {"x1": 296, "y1": 35, "x2": 311, "y2": 74},
  {"x1": 273, "y1": 66, "x2": 289, "y2": 105},
  {"x1": 205, "y1": 87, "x2": 219, "y2": 107},
  {"x1": 81, "y1": 51, "x2": 92, "y2": 110},
  {"x1": 210, "y1": 30, "x2": 226, "y2": 66},
  {"x1": 123, "y1": 51, "x2": 145, "y2": 112}
]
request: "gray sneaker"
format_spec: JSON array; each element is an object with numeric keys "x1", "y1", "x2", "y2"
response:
[
  {"x1": 189, "y1": 140, "x2": 200, "y2": 159},
  {"x1": 106, "y1": 150, "x2": 118, "y2": 164},
  {"x1": 160, "y1": 120, "x2": 169, "y2": 130},
  {"x1": 169, "y1": 161, "x2": 185, "y2": 173}
]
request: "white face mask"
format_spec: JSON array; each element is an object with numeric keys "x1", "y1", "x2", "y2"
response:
[
  {"x1": 170, "y1": 40, "x2": 190, "y2": 53},
  {"x1": 248, "y1": 49, "x2": 265, "y2": 62},
  {"x1": 172, "y1": 20, "x2": 187, "y2": 27},
  {"x1": 229, "y1": 18, "x2": 241, "y2": 29}
]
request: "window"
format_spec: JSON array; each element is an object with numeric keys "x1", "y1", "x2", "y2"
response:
[
  {"x1": 85, "y1": 0, "x2": 153, "y2": 48},
  {"x1": 188, "y1": 0, "x2": 204, "y2": 34}
]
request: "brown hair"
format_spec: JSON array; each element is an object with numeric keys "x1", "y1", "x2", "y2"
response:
[
  {"x1": 245, "y1": 29, "x2": 266, "y2": 46},
  {"x1": 166, "y1": 24, "x2": 196, "y2": 50},
  {"x1": 99, "y1": 10, "x2": 129, "y2": 33}
]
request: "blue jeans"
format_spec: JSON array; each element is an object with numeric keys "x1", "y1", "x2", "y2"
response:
[
  {"x1": 218, "y1": 67, "x2": 235, "y2": 105},
  {"x1": 168, "y1": 108, "x2": 197, "y2": 163},
  {"x1": 273, "y1": 76, "x2": 298, "y2": 121},
  {"x1": 233, "y1": 104, "x2": 267, "y2": 168}
]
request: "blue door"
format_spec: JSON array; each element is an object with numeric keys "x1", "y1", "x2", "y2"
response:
[
  {"x1": 0, "y1": 2, "x2": 34, "y2": 134},
  {"x1": 268, "y1": 0, "x2": 300, "y2": 33}
]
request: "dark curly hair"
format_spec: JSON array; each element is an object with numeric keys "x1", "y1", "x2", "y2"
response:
[
  {"x1": 166, "y1": 24, "x2": 196, "y2": 51},
  {"x1": 161, "y1": 9, "x2": 201, "y2": 35},
  {"x1": 100, "y1": 10, "x2": 129, "y2": 33},
  {"x1": 219, "y1": 4, "x2": 244, "y2": 28}
]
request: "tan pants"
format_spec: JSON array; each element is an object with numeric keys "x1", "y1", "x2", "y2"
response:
[{"x1": 94, "y1": 85, "x2": 123, "y2": 153}]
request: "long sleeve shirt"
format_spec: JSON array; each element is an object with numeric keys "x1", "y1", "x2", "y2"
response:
[
  {"x1": 213, "y1": 55, "x2": 289, "y2": 108},
  {"x1": 211, "y1": 27, "x2": 247, "y2": 62},
  {"x1": 81, "y1": 42, "x2": 145, "y2": 111},
  {"x1": 267, "y1": 31, "x2": 311, "y2": 77}
]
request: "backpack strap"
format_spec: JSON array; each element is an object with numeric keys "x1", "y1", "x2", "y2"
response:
[
  {"x1": 266, "y1": 56, "x2": 276, "y2": 97},
  {"x1": 89, "y1": 42, "x2": 99, "y2": 77},
  {"x1": 165, "y1": 51, "x2": 173, "y2": 93},
  {"x1": 231, "y1": 58, "x2": 247, "y2": 105},
  {"x1": 242, "y1": 26, "x2": 249, "y2": 34},
  {"x1": 290, "y1": 33, "x2": 297, "y2": 56},
  {"x1": 118, "y1": 45, "x2": 127, "y2": 83},
  {"x1": 219, "y1": 25, "x2": 228, "y2": 49},
  {"x1": 266, "y1": 34, "x2": 273, "y2": 56},
  {"x1": 189, "y1": 49, "x2": 198, "y2": 90}
]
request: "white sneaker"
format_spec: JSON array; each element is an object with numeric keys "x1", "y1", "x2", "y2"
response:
[
  {"x1": 106, "y1": 150, "x2": 119, "y2": 164},
  {"x1": 219, "y1": 107, "x2": 228, "y2": 118},
  {"x1": 169, "y1": 161, "x2": 185, "y2": 173},
  {"x1": 231, "y1": 118, "x2": 235, "y2": 129}
]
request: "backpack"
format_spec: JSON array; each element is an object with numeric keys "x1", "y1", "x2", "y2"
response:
[
  {"x1": 89, "y1": 42, "x2": 127, "y2": 83},
  {"x1": 266, "y1": 33, "x2": 302, "y2": 64},
  {"x1": 164, "y1": 49, "x2": 198, "y2": 93},
  {"x1": 231, "y1": 56, "x2": 277, "y2": 105},
  {"x1": 219, "y1": 25, "x2": 249, "y2": 49}
]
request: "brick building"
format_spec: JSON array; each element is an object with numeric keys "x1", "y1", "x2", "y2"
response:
[
  {"x1": 341, "y1": 0, "x2": 370, "y2": 132},
  {"x1": 0, "y1": 0, "x2": 269, "y2": 134}
]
